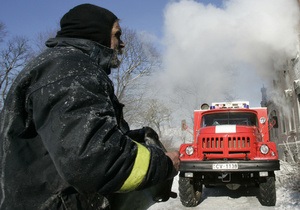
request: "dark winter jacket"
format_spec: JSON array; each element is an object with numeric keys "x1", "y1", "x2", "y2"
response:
[{"x1": 0, "y1": 38, "x2": 175, "y2": 210}]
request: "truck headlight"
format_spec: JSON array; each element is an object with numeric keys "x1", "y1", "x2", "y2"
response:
[
  {"x1": 185, "y1": 146, "x2": 194, "y2": 155},
  {"x1": 260, "y1": 144, "x2": 269, "y2": 154}
]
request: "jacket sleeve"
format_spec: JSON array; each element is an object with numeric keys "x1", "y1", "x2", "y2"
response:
[{"x1": 28, "y1": 60, "x2": 174, "y2": 195}]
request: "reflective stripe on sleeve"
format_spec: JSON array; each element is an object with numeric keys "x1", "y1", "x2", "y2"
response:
[{"x1": 119, "y1": 141, "x2": 150, "y2": 192}]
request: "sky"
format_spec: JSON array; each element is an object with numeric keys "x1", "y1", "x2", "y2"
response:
[
  {"x1": 1, "y1": 0, "x2": 300, "y2": 121},
  {"x1": 0, "y1": 0, "x2": 169, "y2": 40},
  {"x1": 0, "y1": 1, "x2": 222, "y2": 40}
]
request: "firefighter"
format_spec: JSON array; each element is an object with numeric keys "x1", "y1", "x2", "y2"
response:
[{"x1": 0, "y1": 4, "x2": 180, "y2": 209}]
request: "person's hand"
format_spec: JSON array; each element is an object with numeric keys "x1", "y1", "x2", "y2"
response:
[{"x1": 165, "y1": 151, "x2": 180, "y2": 171}]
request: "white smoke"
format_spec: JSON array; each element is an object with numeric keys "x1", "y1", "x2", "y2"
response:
[{"x1": 157, "y1": 0, "x2": 300, "y2": 119}]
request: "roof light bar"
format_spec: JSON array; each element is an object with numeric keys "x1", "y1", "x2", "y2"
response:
[{"x1": 211, "y1": 101, "x2": 249, "y2": 109}]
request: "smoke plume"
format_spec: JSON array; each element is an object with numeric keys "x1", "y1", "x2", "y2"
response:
[{"x1": 157, "y1": 0, "x2": 300, "y2": 117}]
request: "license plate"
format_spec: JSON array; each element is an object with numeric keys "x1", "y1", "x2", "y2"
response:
[{"x1": 212, "y1": 163, "x2": 238, "y2": 170}]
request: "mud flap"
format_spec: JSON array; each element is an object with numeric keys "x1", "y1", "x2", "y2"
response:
[{"x1": 109, "y1": 131, "x2": 177, "y2": 210}]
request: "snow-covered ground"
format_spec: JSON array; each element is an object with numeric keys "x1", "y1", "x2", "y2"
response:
[{"x1": 148, "y1": 161, "x2": 300, "y2": 210}]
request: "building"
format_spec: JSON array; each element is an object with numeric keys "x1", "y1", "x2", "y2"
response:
[
  {"x1": 260, "y1": 0, "x2": 300, "y2": 163},
  {"x1": 262, "y1": 54, "x2": 300, "y2": 162}
]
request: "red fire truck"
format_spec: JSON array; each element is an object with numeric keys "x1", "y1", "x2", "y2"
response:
[{"x1": 179, "y1": 101, "x2": 280, "y2": 207}]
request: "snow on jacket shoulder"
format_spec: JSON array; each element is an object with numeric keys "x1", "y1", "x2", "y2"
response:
[{"x1": 0, "y1": 38, "x2": 174, "y2": 210}]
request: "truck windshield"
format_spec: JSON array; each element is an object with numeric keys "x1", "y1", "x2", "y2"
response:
[{"x1": 201, "y1": 112, "x2": 258, "y2": 127}]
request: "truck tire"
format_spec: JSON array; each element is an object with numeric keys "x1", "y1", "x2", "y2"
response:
[
  {"x1": 258, "y1": 176, "x2": 276, "y2": 206},
  {"x1": 178, "y1": 176, "x2": 202, "y2": 207}
]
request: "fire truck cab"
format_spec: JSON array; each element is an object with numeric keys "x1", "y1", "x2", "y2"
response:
[{"x1": 178, "y1": 101, "x2": 280, "y2": 207}]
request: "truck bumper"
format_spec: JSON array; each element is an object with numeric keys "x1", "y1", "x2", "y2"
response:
[{"x1": 179, "y1": 160, "x2": 280, "y2": 172}]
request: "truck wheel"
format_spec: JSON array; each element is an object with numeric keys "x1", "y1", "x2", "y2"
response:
[
  {"x1": 178, "y1": 176, "x2": 202, "y2": 207},
  {"x1": 258, "y1": 176, "x2": 276, "y2": 206}
]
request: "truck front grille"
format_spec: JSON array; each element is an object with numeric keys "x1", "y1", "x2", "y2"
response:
[
  {"x1": 202, "y1": 136, "x2": 250, "y2": 149},
  {"x1": 202, "y1": 137, "x2": 224, "y2": 148},
  {"x1": 228, "y1": 136, "x2": 251, "y2": 148},
  {"x1": 200, "y1": 135, "x2": 252, "y2": 159}
]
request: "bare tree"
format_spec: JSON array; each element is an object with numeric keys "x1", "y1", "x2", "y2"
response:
[
  {"x1": 110, "y1": 27, "x2": 161, "y2": 124},
  {"x1": 0, "y1": 22, "x2": 7, "y2": 43},
  {"x1": 0, "y1": 36, "x2": 33, "y2": 108},
  {"x1": 137, "y1": 99, "x2": 172, "y2": 138},
  {"x1": 34, "y1": 29, "x2": 57, "y2": 54},
  {"x1": 222, "y1": 64, "x2": 239, "y2": 101},
  {"x1": 112, "y1": 27, "x2": 161, "y2": 101}
]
